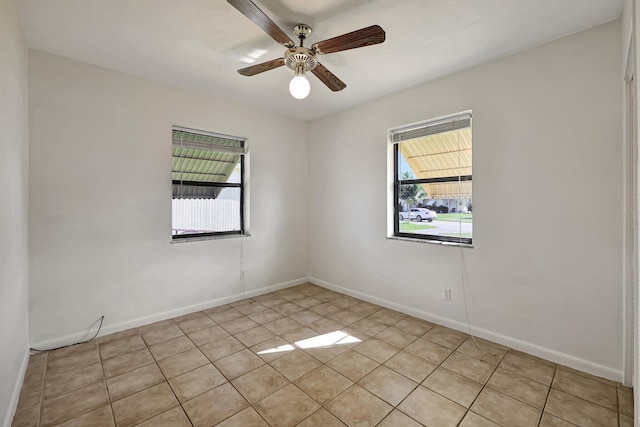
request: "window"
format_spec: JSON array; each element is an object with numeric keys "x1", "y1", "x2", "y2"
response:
[
  {"x1": 391, "y1": 112, "x2": 472, "y2": 244},
  {"x1": 172, "y1": 126, "x2": 246, "y2": 240}
]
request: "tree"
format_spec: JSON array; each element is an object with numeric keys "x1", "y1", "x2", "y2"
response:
[{"x1": 399, "y1": 171, "x2": 427, "y2": 210}]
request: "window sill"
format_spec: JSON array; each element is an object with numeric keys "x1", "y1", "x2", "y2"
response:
[
  {"x1": 171, "y1": 233, "x2": 251, "y2": 244},
  {"x1": 387, "y1": 236, "x2": 473, "y2": 248}
]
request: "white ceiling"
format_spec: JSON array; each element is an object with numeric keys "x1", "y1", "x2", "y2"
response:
[{"x1": 16, "y1": 0, "x2": 623, "y2": 121}]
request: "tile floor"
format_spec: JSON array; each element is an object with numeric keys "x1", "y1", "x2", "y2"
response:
[{"x1": 11, "y1": 283, "x2": 634, "y2": 427}]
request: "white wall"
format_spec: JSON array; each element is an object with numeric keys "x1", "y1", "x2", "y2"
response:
[
  {"x1": 308, "y1": 21, "x2": 624, "y2": 380},
  {"x1": 0, "y1": 0, "x2": 30, "y2": 424},
  {"x1": 28, "y1": 51, "x2": 309, "y2": 346}
]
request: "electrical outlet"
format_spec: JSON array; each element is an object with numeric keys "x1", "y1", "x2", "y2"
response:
[
  {"x1": 442, "y1": 288, "x2": 451, "y2": 301},
  {"x1": 240, "y1": 270, "x2": 245, "y2": 279}
]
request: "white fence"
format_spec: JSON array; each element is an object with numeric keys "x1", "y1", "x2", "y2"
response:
[{"x1": 172, "y1": 198, "x2": 240, "y2": 234}]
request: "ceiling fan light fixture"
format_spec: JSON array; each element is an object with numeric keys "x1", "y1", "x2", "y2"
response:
[{"x1": 289, "y1": 63, "x2": 310, "y2": 99}]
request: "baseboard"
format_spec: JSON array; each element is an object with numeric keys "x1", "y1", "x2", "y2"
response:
[
  {"x1": 30, "y1": 277, "x2": 310, "y2": 351},
  {"x1": 3, "y1": 348, "x2": 30, "y2": 427},
  {"x1": 309, "y1": 276, "x2": 623, "y2": 383}
]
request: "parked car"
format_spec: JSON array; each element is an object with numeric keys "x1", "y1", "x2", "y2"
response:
[
  {"x1": 399, "y1": 211, "x2": 409, "y2": 221},
  {"x1": 409, "y1": 208, "x2": 437, "y2": 222}
]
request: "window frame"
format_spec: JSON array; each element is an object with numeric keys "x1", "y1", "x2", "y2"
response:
[
  {"x1": 171, "y1": 126, "x2": 246, "y2": 241},
  {"x1": 390, "y1": 112, "x2": 472, "y2": 245}
]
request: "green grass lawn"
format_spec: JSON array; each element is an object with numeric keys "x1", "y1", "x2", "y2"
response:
[
  {"x1": 399, "y1": 222, "x2": 437, "y2": 232},
  {"x1": 436, "y1": 213, "x2": 473, "y2": 223},
  {"x1": 442, "y1": 232, "x2": 473, "y2": 238}
]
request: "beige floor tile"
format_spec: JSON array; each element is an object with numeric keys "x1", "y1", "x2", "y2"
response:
[
  {"x1": 177, "y1": 315, "x2": 216, "y2": 334},
  {"x1": 141, "y1": 323, "x2": 185, "y2": 346},
  {"x1": 394, "y1": 317, "x2": 434, "y2": 336},
  {"x1": 384, "y1": 350, "x2": 437, "y2": 383},
  {"x1": 539, "y1": 413, "x2": 577, "y2": 426},
  {"x1": 375, "y1": 326, "x2": 419, "y2": 348},
  {"x1": 332, "y1": 296, "x2": 359, "y2": 309},
  {"x1": 359, "y1": 365, "x2": 418, "y2": 406},
  {"x1": 273, "y1": 302, "x2": 305, "y2": 316},
  {"x1": 423, "y1": 367, "x2": 483, "y2": 408},
  {"x1": 369, "y1": 308, "x2": 406, "y2": 326},
  {"x1": 350, "y1": 318, "x2": 388, "y2": 336},
  {"x1": 136, "y1": 407, "x2": 192, "y2": 427},
  {"x1": 148, "y1": 335, "x2": 195, "y2": 361},
  {"x1": 97, "y1": 329, "x2": 139, "y2": 346},
  {"x1": 328, "y1": 350, "x2": 380, "y2": 382},
  {"x1": 289, "y1": 309, "x2": 324, "y2": 325},
  {"x1": 234, "y1": 301, "x2": 268, "y2": 315},
  {"x1": 306, "y1": 317, "x2": 346, "y2": 334},
  {"x1": 350, "y1": 302, "x2": 383, "y2": 317},
  {"x1": 250, "y1": 336, "x2": 294, "y2": 362},
  {"x1": 405, "y1": 337, "x2": 452, "y2": 364},
  {"x1": 207, "y1": 308, "x2": 244, "y2": 324},
  {"x1": 102, "y1": 348, "x2": 154, "y2": 378},
  {"x1": 326, "y1": 384, "x2": 392, "y2": 426},
  {"x1": 183, "y1": 383, "x2": 249, "y2": 427},
  {"x1": 295, "y1": 297, "x2": 323, "y2": 309},
  {"x1": 232, "y1": 364, "x2": 289, "y2": 403},
  {"x1": 188, "y1": 325, "x2": 230, "y2": 347},
  {"x1": 509, "y1": 349, "x2": 557, "y2": 367},
  {"x1": 353, "y1": 338, "x2": 400, "y2": 363},
  {"x1": 11, "y1": 406, "x2": 39, "y2": 427},
  {"x1": 556, "y1": 364, "x2": 616, "y2": 386},
  {"x1": 157, "y1": 348, "x2": 209, "y2": 379},
  {"x1": 328, "y1": 310, "x2": 364, "y2": 325},
  {"x1": 397, "y1": 385, "x2": 466, "y2": 427},
  {"x1": 499, "y1": 352, "x2": 556, "y2": 385},
  {"x1": 297, "y1": 408, "x2": 346, "y2": 426},
  {"x1": 471, "y1": 388, "x2": 541, "y2": 427},
  {"x1": 458, "y1": 411, "x2": 501, "y2": 427},
  {"x1": 106, "y1": 363, "x2": 165, "y2": 402},
  {"x1": 168, "y1": 363, "x2": 227, "y2": 402},
  {"x1": 234, "y1": 326, "x2": 276, "y2": 347},
  {"x1": 220, "y1": 316, "x2": 260, "y2": 335},
  {"x1": 137, "y1": 319, "x2": 174, "y2": 336},
  {"x1": 200, "y1": 336, "x2": 245, "y2": 362},
  {"x1": 487, "y1": 367, "x2": 549, "y2": 409},
  {"x1": 377, "y1": 410, "x2": 423, "y2": 427},
  {"x1": 203, "y1": 303, "x2": 231, "y2": 314},
  {"x1": 258, "y1": 296, "x2": 288, "y2": 308},
  {"x1": 303, "y1": 344, "x2": 350, "y2": 363},
  {"x1": 216, "y1": 407, "x2": 269, "y2": 426},
  {"x1": 618, "y1": 385, "x2": 634, "y2": 417},
  {"x1": 43, "y1": 362, "x2": 103, "y2": 398},
  {"x1": 295, "y1": 365, "x2": 353, "y2": 404},
  {"x1": 263, "y1": 317, "x2": 304, "y2": 335},
  {"x1": 214, "y1": 348, "x2": 265, "y2": 379},
  {"x1": 442, "y1": 351, "x2": 495, "y2": 384},
  {"x1": 46, "y1": 347, "x2": 100, "y2": 376},
  {"x1": 281, "y1": 326, "x2": 319, "y2": 343},
  {"x1": 254, "y1": 383, "x2": 320, "y2": 427},
  {"x1": 22, "y1": 353, "x2": 47, "y2": 385},
  {"x1": 423, "y1": 326, "x2": 468, "y2": 350},
  {"x1": 270, "y1": 350, "x2": 322, "y2": 381},
  {"x1": 544, "y1": 389, "x2": 618, "y2": 427},
  {"x1": 248, "y1": 309, "x2": 282, "y2": 324},
  {"x1": 41, "y1": 382, "x2": 109, "y2": 427},
  {"x1": 54, "y1": 405, "x2": 114, "y2": 427},
  {"x1": 457, "y1": 336, "x2": 508, "y2": 366},
  {"x1": 99, "y1": 334, "x2": 146, "y2": 360},
  {"x1": 311, "y1": 302, "x2": 342, "y2": 316},
  {"x1": 230, "y1": 298, "x2": 255, "y2": 307},
  {"x1": 552, "y1": 369, "x2": 617, "y2": 411},
  {"x1": 111, "y1": 382, "x2": 177, "y2": 427},
  {"x1": 173, "y1": 311, "x2": 206, "y2": 323},
  {"x1": 620, "y1": 413, "x2": 634, "y2": 427},
  {"x1": 48, "y1": 341, "x2": 97, "y2": 361},
  {"x1": 15, "y1": 379, "x2": 43, "y2": 414}
]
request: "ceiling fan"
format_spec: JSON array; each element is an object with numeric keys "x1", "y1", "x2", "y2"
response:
[{"x1": 227, "y1": 0, "x2": 386, "y2": 99}]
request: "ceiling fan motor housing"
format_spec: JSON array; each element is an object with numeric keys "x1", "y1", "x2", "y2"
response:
[{"x1": 284, "y1": 47, "x2": 318, "y2": 74}]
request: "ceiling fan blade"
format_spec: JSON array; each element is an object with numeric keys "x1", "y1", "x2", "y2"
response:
[
  {"x1": 312, "y1": 25, "x2": 385, "y2": 54},
  {"x1": 311, "y1": 63, "x2": 346, "y2": 92},
  {"x1": 227, "y1": 0, "x2": 294, "y2": 47},
  {"x1": 238, "y1": 58, "x2": 285, "y2": 76}
]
